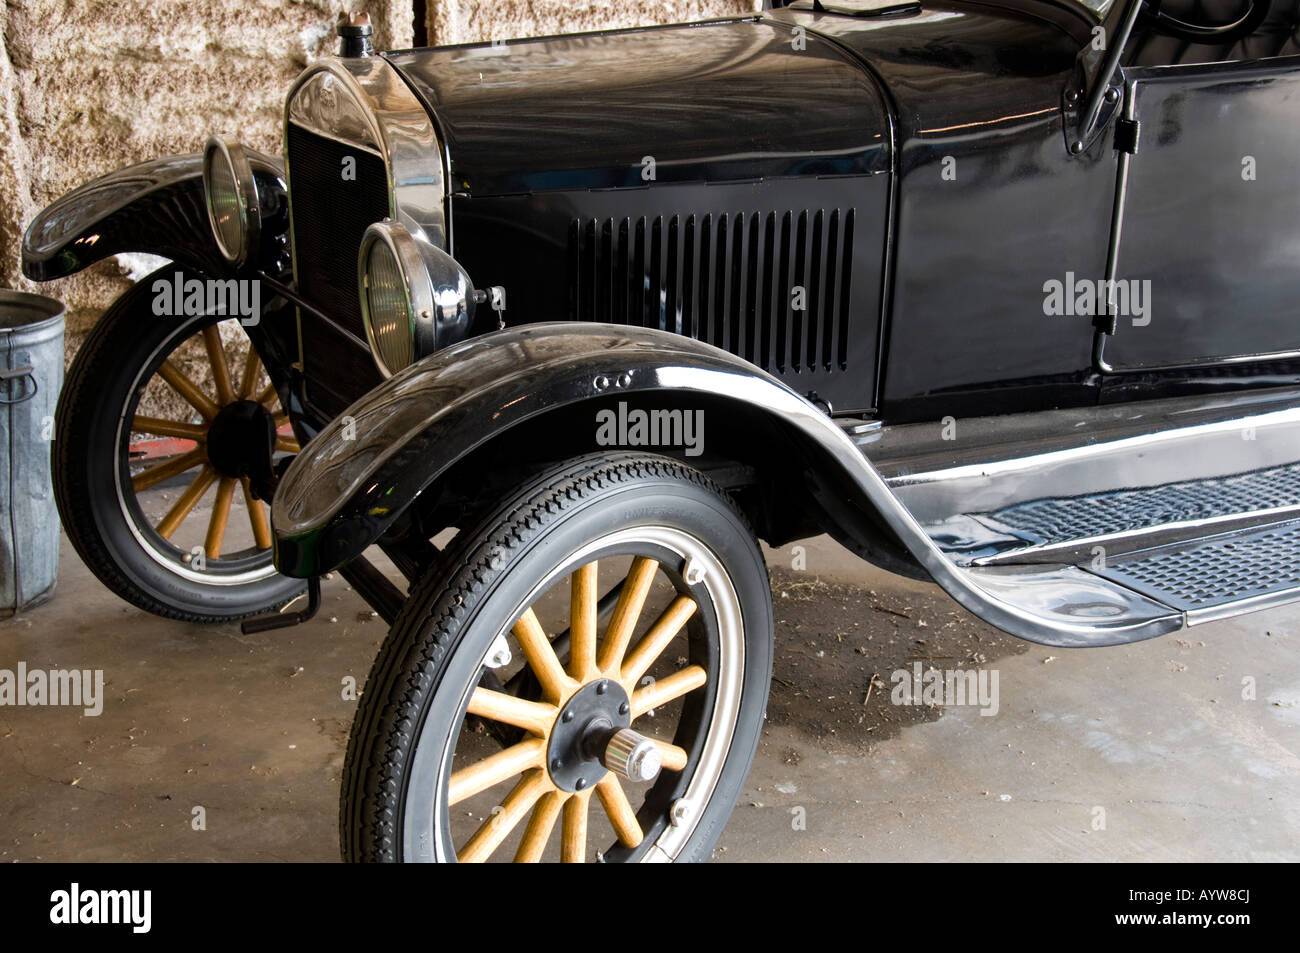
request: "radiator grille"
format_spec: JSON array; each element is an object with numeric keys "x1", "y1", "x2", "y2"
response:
[
  {"x1": 569, "y1": 210, "x2": 854, "y2": 374},
  {"x1": 286, "y1": 122, "x2": 390, "y2": 339}
]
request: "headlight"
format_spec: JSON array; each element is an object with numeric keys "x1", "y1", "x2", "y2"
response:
[
  {"x1": 358, "y1": 220, "x2": 476, "y2": 377},
  {"x1": 202, "y1": 135, "x2": 261, "y2": 266}
]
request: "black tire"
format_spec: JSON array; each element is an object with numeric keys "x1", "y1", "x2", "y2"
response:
[
  {"x1": 342, "y1": 452, "x2": 774, "y2": 862},
  {"x1": 53, "y1": 268, "x2": 304, "y2": 622}
]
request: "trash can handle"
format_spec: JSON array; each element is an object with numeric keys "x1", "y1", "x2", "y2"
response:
[{"x1": 0, "y1": 365, "x2": 37, "y2": 405}]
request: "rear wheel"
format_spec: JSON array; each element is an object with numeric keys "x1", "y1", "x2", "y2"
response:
[
  {"x1": 342, "y1": 453, "x2": 773, "y2": 862},
  {"x1": 53, "y1": 268, "x2": 304, "y2": 622}
]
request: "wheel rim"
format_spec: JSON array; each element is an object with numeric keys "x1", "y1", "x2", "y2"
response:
[
  {"x1": 113, "y1": 318, "x2": 300, "y2": 586},
  {"x1": 429, "y1": 526, "x2": 744, "y2": 863}
]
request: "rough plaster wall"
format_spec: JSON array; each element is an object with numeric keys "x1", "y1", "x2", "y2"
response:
[
  {"x1": 0, "y1": 0, "x2": 412, "y2": 352},
  {"x1": 427, "y1": 0, "x2": 763, "y2": 45}
]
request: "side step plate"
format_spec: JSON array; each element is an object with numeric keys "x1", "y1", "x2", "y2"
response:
[
  {"x1": 1090, "y1": 521, "x2": 1300, "y2": 624},
  {"x1": 939, "y1": 461, "x2": 1300, "y2": 565}
]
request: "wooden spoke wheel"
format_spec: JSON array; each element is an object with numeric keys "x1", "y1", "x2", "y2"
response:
[
  {"x1": 52, "y1": 267, "x2": 305, "y2": 622},
  {"x1": 341, "y1": 454, "x2": 774, "y2": 863},
  {"x1": 125, "y1": 319, "x2": 299, "y2": 568},
  {"x1": 452, "y1": 555, "x2": 707, "y2": 862}
]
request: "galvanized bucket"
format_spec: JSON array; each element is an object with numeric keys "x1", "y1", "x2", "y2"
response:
[{"x1": 1, "y1": 290, "x2": 65, "y2": 617}]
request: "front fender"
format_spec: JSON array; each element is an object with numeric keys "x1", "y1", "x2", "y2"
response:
[
  {"x1": 271, "y1": 323, "x2": 1184, "y2": 648},
  {"x1": 271, "y1": 323, "x2": 845, "y2": 577},
  {"x1": 22, "y1": 151, "x2": 287, "y2": 282}
]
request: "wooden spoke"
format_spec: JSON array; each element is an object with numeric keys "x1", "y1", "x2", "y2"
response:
[
  {"x1": 240, "y1": 479, "x2": 272, "y2": 550},
  {"x1": 131, "y1": 447, "x2": 207, "y2": 493},
  {"x1": 512, "y1": 608, "x2": 575, "y2": 704},
  {"x1": 131, "y1": 416, "x2": 208, "y2": 442},
  {"x1": 597, "y1": 557, "x2": 659, "y2": 673},
  {"x1": 560, "y1": 789, "x2": 591, "y2": 863},
  {"x1": 202, "y1": 325, "x2": 236, "y2": 406},
  {"x1": 156, "y1": 466, "x2": 217, "y2": 540},
  {"x1": 157, "y1": 360, "x2": 221, "y2": 421},
  {"x1": 204, "y1": 478, "x2": 236, "y2": 559},
  {"x1": 448, "y1": 737, "x2": 545, "y2": 806},
  {"x1": 257, "y1": 381, "x2": 279, "y2": 408},
  {"x1": 514, "y1": 790, "x2": 566, "y2": 863},
  {"x1": 275, "y1": 436, "x2": 300, "y2": 454},
  {"x1": 273, "y1": 413, "x2": 290, "y2": 430},
  {"x1": 595, "y1": 774, "x2": 644, "y2": 848},
  {"x1": 631, "y1": 665, "x2": 707, "y2": 720},
  {"x1": 457, "y1": 769, "x2": 550, "y2": 864},
  {"x1": 467, "y1": 687, "x2": 556, "y2": 736},
  {"x1": 620, "y1": 596, "x2": 699, "y2": 689},
  {"x1": 450, "y1": 555, "x2": 709, "y2": 861},
  {"x1": 569, "y1": 562, "x2": 599, "y2": 682},
  {"x1": 237, "y1": 346, "x2": 263, "y2": 400},
  {"x1": 653, "y1": 739, "x2": 689, "y2": 773}
]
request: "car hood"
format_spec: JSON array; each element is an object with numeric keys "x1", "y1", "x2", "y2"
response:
[{"x1": 383, "y1": 17, "x2": 891, "y2": 197}]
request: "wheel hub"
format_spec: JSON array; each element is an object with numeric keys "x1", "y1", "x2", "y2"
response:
[
  {"x1": 205, "y1": 399, "x2": 275, "y2": 480},
  {"x1": 547, "y1": 679, "x2": 632, "y2": 793}
]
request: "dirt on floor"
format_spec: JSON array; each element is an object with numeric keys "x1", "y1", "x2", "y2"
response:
[{"x1": 765, "y1": 567, "x2": 1028, "y2": 755}]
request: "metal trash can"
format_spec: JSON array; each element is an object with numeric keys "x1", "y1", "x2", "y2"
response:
[{"x1": 1, "y1": 290, "x2": 65, "y2": 618}]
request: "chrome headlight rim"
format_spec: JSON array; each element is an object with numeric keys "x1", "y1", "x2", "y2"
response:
[
  {"x1": 359, "y1": 219, "x2": 478, "y2": 379},
  {"x1": 358, "y1": 220, "x2": 427, "y2": 378},
  {"x1": 203, "y1": 135, "x2": 261, "y2": 267}
]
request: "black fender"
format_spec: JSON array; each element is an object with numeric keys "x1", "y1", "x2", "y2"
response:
[
  {"x1": 270, "y1": 323, "x2": 1182, "y2": 647},
  {"x1": 271, "y1": 323, "x2": 886, "y2": 578},
  {"x1": 22, "y1": 151, "x2": 288, "y2": 282}
]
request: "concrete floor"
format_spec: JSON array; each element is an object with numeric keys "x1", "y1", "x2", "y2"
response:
[{"x1": 1, "y1": 532, "x2": 1296, "y2": 862}]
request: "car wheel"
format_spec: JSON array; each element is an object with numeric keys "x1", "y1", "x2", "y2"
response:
[
  {"x1": 341, "y1": 452, "x2": 774, "y2": 862},
  {"x1": 53, "y1": 267, "x2": 305, "y2": 622}
]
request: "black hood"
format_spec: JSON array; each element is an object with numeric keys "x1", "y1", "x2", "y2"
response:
[{"x1": 383, "y1": 18, "x2": 891, "y2": 197}]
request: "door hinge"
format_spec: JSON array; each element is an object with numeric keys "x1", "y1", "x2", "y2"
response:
[{"x1": 1115, "y1": 118, "x2": 1140, "y2": 155}]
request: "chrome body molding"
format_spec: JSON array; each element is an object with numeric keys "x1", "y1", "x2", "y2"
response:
[
  {"x1": 1187, "y1": 587, "x2": 1300, "y2": 626},
  {"x1": 284, "y1": 56, "x2": 449, "y2": 252},
  {"x1": 270, "y1": 323, "x2": 1187, "y2": 648},
  {"x1": 881, "y1": 392, "x2": 1300, "y2": 527}
]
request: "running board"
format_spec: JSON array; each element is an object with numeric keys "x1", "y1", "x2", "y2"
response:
[
  {"x1": 942, "y1": 520, "x2": 1300, "y2": 647},
  {"x1": 857, "y1": 389, "x2": 1300, "y2": 646},
  {"x1": 1091, "y1": 521, "x2": 1300, "y2": 625},
  {"x1": 929, "y1": 462, "x2": 1300, "y2": 567}
]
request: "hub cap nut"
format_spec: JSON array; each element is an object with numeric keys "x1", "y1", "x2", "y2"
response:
[{"x1": 602, "y1": 727, "x2": 662, "y2": 783}]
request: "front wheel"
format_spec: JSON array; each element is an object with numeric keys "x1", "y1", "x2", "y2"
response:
[
  {"x1": 53, "y1": 268, "x2": 305, "y2": 622},
  {"x1": 341, "y1": 453, "x2": 774, "y2": 862}
]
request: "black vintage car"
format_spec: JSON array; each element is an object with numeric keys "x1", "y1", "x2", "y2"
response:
[{"x1": 21, "y1": 0, "x2": 1300, "y2": 862}]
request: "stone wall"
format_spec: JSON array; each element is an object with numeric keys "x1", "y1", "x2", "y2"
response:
[
  {"x1": 0, "y1": 0, "x2": 758, "y2": 358},
  {"x1": 428, "y1": 0, "x2": 759, "y2": 44}
]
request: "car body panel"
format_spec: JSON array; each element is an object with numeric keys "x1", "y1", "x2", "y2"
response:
[
  {"x1": 769, "y1": 1, "x2": 1116, "y2": 416},
  {"x1": 1104, "y1": 58, "x2": 1300, "y2": 369},
  {"x1": 385, "y1": 18, "x2": 893, "y2": 413}
]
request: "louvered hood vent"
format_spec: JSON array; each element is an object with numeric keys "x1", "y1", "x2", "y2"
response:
[{"x1": 569, "y1": 209, "x2": 855, "y2": 376}]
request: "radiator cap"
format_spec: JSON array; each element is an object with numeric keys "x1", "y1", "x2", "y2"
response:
[{"x1": 338, "y1": 11, "x2": 374, "y2": 58}]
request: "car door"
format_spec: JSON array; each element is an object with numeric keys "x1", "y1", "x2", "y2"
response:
[{"x1": 1100, "y1": 43, "x2": 1300, "y2": 371}]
